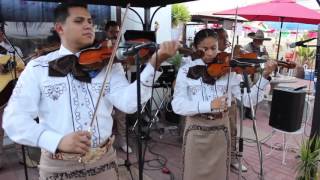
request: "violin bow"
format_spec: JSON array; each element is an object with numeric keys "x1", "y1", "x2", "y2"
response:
[
  {"x1": 229, "y1": 6, "x2": 239, "y2": 61},
  {"x1": 225, "y1": 4, "x2": 239, "y2": 96},
  {"x1": 88, "y1": 3, "x2": 131, "y2": 133}
]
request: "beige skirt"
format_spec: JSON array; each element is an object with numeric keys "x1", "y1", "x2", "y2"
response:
[
  {"x1": 38, "y1": 147, "x2": 119, "y2": 180},
  {"x1": 182, "y1": 114, "x2": 231, "y2": 180}
]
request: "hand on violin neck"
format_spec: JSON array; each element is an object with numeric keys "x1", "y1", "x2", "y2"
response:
[
  {"x1": 149, "y1": 41, "x2": 180, "y2": 69},
  {"x1": 262, "y1": 60, "x2": 277, "y2": 78}
]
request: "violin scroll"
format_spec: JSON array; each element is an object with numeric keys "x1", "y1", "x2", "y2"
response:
[{"x1": 276, "y1": 60, "x2": 296, "y2": 69}]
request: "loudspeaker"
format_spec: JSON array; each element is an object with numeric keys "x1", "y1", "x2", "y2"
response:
[{"x1": 269, "y1": 88, "x2": 306, "y2": 132}]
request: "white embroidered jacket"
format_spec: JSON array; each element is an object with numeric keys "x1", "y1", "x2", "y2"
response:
[
  {"x1": 3, "y1": 45, "x2": 161, "y2": 153},
  {"x1": 172, "y1": 58, "x2": 269, "y2": 116}
]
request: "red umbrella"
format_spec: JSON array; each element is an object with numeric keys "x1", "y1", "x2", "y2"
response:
[
  {"x1": 214, "y1": 0, "x2": 320, "y2": 24},
  {"x1": 213, "y1": 0, "x2": 320, "y2": 59}
]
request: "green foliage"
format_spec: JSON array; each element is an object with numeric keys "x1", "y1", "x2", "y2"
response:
[
  {"x1": 167, "y1": 53, "x2": 183, "y2": 72},
  {"x1": 171, "y1": 4, "x2": 191, "y2": 27},
  {"x1": 296, "y1": 137, "x2": 320, "y2": 180},
  {"x1": 296, "y1": 34, "x2": 316, "y2": 68}
]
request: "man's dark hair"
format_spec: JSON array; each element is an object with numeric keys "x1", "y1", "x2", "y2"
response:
[
  {"x1": 47, "y1": 29, "x2": 60, "y2": 44},
  {"x1": 0, "y1": 22, "x2": 4, "y2": 33},
  {"x1": 104, "y1": 21, "x2": 119, "y2": 31},
  {"x1": 54, "y1": 3, "x2": 87, "y2": 23}
]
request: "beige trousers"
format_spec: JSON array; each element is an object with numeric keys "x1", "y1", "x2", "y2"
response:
[
  {"x1": 39, "y1": 147, "x2": 118, "y2": 180},
  {"x1": 228, "y1": 100, "x2": 238, "y2": 164},
  {"x1": 112, "y1": 108, "x2": 127, "y2": 146},
  {"x1": 182, "y1": 115, "x2": 231, "y2": 180}
]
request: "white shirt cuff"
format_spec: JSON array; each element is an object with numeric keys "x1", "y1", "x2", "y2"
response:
[
  {"x1": 140, "y1": 63, "x2": 162, "y2": 86},
  {"x1": 38, "y1": 130, "x2": 64, "y2": 153},
  {"x1": 258, "y1": 77, "x2": 270, "y2": 88},
  {"x1": 198, "y1": 101, "x2": 211, "y2": 113}
]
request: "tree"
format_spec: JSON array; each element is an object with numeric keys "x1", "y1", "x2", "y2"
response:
[
  {"x1": 171, "y1": 4, "x2": 191, "y2": 27},
  {"x1": 296, "y1": 34, "x2": 316, "y2": 69}
]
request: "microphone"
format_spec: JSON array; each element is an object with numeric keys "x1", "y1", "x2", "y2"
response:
[
  {"x1": 116, "y1": 42, "x2": 157, "y2": 60},
  {"x1": 229, "y1": 60, "x2": 260, "y2": 68},
  {"x1": 289, "y1": 38, "x2": 316, "y2": 48}
]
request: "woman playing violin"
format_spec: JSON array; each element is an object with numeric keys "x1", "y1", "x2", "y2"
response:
[
  {"x1": 172, "y1": 28, "x2": 276, "y2": 180},
  {"x1": 3, "y1": 3, "x2": 179, "y2": 180}
]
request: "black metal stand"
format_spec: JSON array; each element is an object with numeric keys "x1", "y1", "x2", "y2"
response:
[
  {"x1": 124, "y1": 113, "x2": 134, "y2": 180},
  {"x1": 238, "y1": 80, "x2": 245, "y2": 180},
  {"x1": 238, "y1": 72, "x2": 264, "y2": 180},
  {"x1": 311, "y1": 40, "x2": 320, "y2": 138},
  {"x1": 118, "y1": 64, "x2": 134, "y2": 180},
  {"x1": 310, "y1": 23, "x2": 320, "y2": 179},
  {"x1": 2, "y1": 33, "x2": 29, "y2": 180},
  {"x1": 135, "y1": 53, "x2": 144, "y2": 180},
  {"x1": 21, "y1": 145, "x2": 29, "y2": 180}
]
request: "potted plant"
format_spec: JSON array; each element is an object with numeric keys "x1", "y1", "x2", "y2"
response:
[
  {"x1": 296, "y1": 137, "x2": 320, "y2": 180},
  {"x1": 171, "y1": 4, "x2": 191, "y2": 41}
]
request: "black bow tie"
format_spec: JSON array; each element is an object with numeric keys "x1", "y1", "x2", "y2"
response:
[
  {"x1": 48, "y1": 54, "x2": 91, "y2": 83},
  {"x1": 187, "y1": 65, "x2": 216, "y2": 85}
]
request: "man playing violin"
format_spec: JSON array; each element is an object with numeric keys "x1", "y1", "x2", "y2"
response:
[
  {"x1": 243, "y1": 30, "x2": 270, "y2": 59},
  {"x1": 104, "y1": 20, "x2": 133, "y2": 154},
  {"x1": 215, "y1": 28, "x2": 247, "y2": 172},
  {"x1": 172, "y1": 28, "x2": 276, "y2": 180},
  {"x1": 243, "y1": 30, "x2": 271, "y2": 119},
  {"x1": 3, "y1": 3, "x2": 179, "y2": 179}
]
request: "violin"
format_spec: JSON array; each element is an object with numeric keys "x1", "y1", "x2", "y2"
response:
[
  {"x1": 206, "y1": 52, "x2": 260, "y2": 78},
  {"x1": 78, "y1": 45, "x2": 113, "y2": 71},
  {"x1": 276, "y1": 60, "x2": 296, "y2": 69},
  {"x1": 78, "y1": 40, "x2": 204, "y2": 71}
]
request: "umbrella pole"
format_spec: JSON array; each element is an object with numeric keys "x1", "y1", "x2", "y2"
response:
[
  {"x1": 276, "y1": 19, "x2": 283, "y2": 60},
  {"x1": 274, "y1": 18, "x2": 284, "y2": 76}
]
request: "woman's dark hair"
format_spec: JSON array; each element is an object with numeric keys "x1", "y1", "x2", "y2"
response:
[
  {"x1": 54, "y1": 3, "x2": 87, "y2": 23},
  {"x1": 194, "y1": 29, "x2": 217, "y2": 48},
  {"x1": 214, "y1": 28, "x2": 226, "y2": 35}
]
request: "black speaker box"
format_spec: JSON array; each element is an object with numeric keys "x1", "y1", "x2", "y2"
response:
[{"x1": 269, "y1": 88, "x2": 306, "y2": 132}]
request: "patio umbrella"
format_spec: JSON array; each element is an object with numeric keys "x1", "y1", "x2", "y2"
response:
[
  {"x1": 213, "y1": 0, "x2": 320, "y2": 60},
  {"x1": 28, "y1": 0, "x2": 197, "y2": 7}
]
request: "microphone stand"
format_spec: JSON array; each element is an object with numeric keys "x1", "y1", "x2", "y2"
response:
[
  {"x1": 3, "y1": 34, "x2": 28, "y2": 180},
  {"x1": 238, "y1": 71, "x2": 264, "y2": 180},
  {"x1": 2, "y1": 34, "x2": 20, "y2": 81},
  {"x1": 135, "y1": 51, "x2": 145, "y2": 180},
  {"x1": 118, "y1": 63, "x2": 134, "y2": 180}
]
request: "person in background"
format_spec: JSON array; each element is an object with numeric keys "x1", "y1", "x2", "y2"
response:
[
  {"x1": 243, "y1": 30, "x2": 270, "y2": 58},
  {"x1": 215, "y1": 28, "x2": 247, "y2": 172},
  {"x1": 0, "y1": 24, "x2": 28, "y2": 169},
  {"x1": 3, "y1": 3, "x2": 178, "y2": 179},
  {"x1": 172, "y1": 28, "x2": 276, "y2": 180},
  {"x1": 104, "y1": 20, "x2": 132, "y2": 153},
  {"x1": 243, "y1": 30, "x2": 271, "y2": 119}
]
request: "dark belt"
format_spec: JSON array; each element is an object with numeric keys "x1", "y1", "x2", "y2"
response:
[{"x1": 198, "y1": 112, "x2": 225, "y2": 120}]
